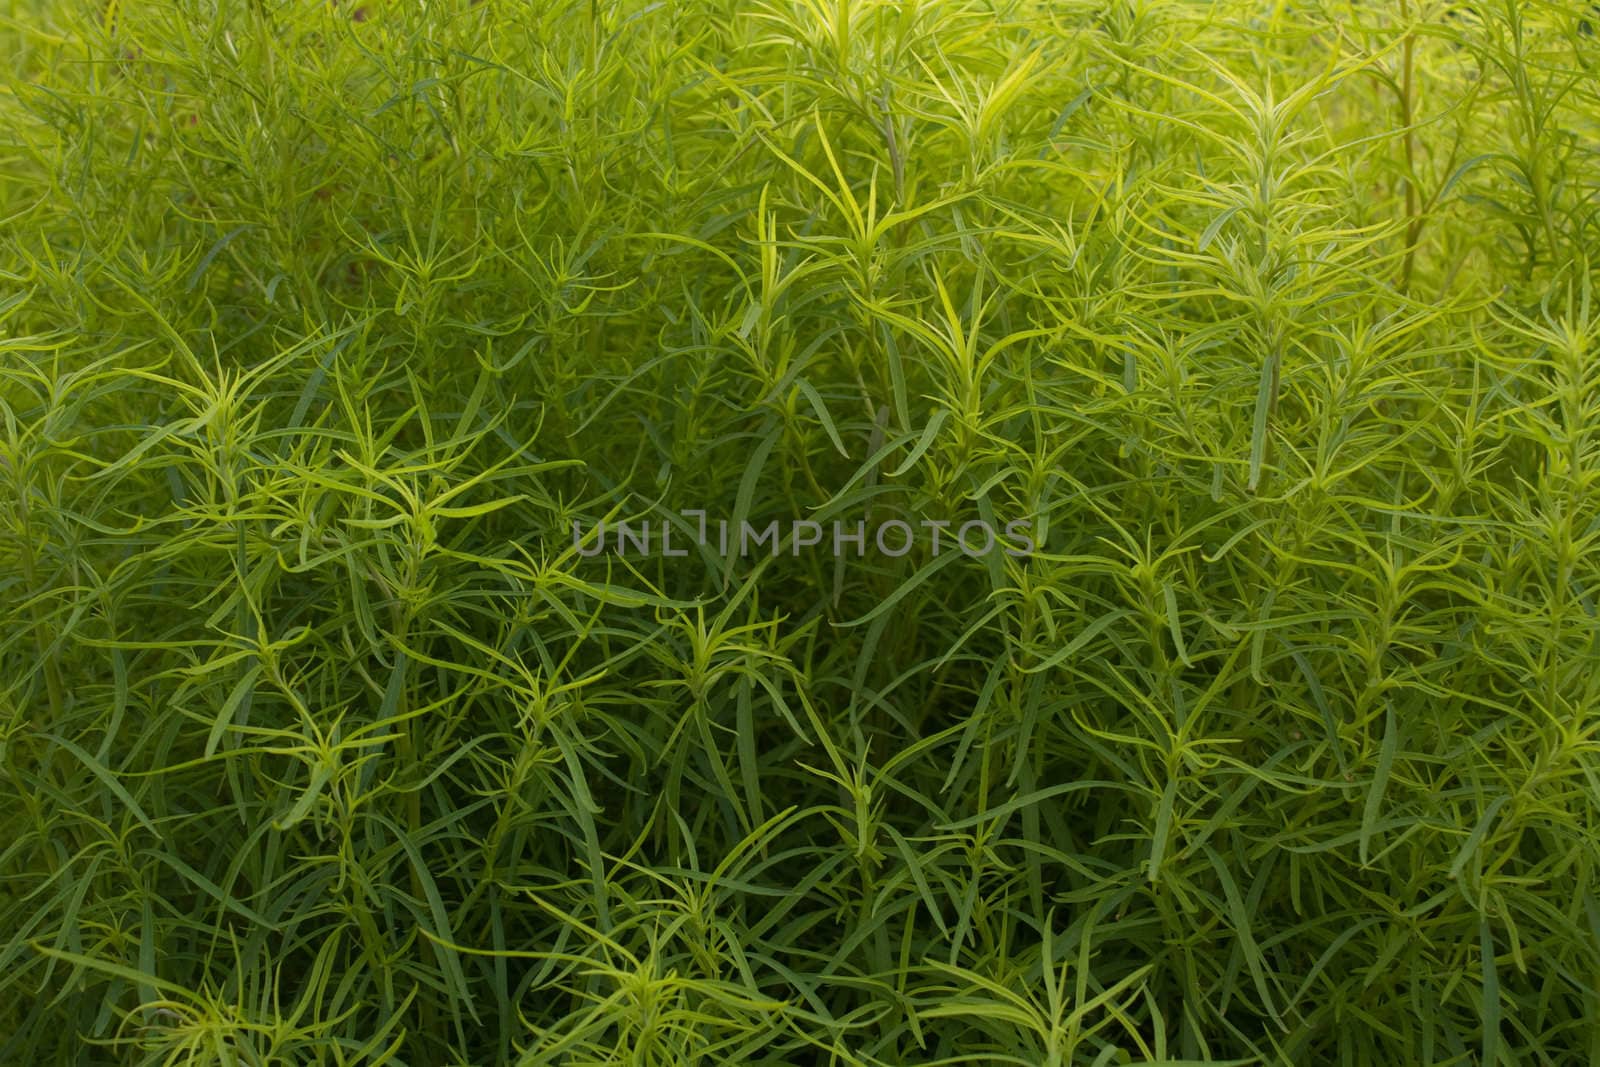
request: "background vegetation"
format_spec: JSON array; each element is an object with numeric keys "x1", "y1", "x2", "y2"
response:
[{"x1": 3, "y1": 0, "x2": 1600, "y2": 1062}]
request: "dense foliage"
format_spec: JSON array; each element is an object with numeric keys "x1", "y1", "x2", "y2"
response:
[{"x1": 4, "y1": 0, "x2": 1600, "y2": 1063}]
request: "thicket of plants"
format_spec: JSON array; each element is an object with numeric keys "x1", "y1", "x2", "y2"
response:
[{"x1": 3, "y1": 0, "x2": 1599, "y2": 1063}]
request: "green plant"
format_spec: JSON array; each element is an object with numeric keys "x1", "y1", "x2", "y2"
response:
[{"x1": 3, "y1": 0, "x2": 1599, "y2": 1063}]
